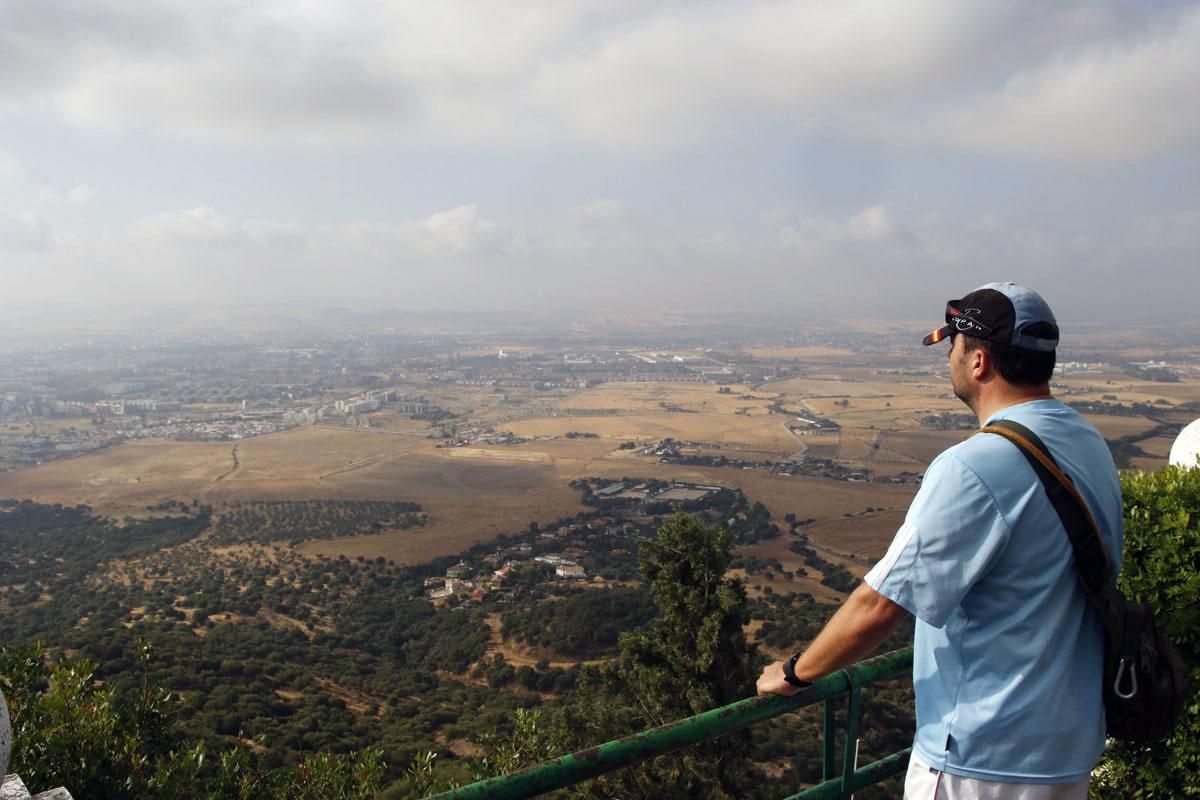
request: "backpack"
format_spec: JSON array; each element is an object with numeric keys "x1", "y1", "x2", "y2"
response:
[{"x1": 980, "y1": 419, "x2": 1190, "y2": 742}]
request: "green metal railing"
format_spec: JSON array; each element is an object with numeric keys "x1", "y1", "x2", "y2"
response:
[{"x1": 429, "y1": 647, "x2": 913, "y2": 800}]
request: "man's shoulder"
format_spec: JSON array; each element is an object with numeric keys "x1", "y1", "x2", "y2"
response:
[
  {"x1": 921, "y1": 426, "x2": 1054, "y2": 509},
  {"x1": 991, "y1": 398, "x2": 1112, "y2": 464},
  {"x1": 989, "y1": 397, "x2": 1096, "y2": 438},
  {"x1": 934, "y1": 431, "x2": 1024, "y2": 477}
]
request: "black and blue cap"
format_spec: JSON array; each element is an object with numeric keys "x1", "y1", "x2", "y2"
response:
[{"x1": 922, "y1": 282, "x2": 1058, "y2": 352}]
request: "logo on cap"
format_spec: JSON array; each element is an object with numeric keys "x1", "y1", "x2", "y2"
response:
[{"x1": 949, "y1": 306, "x2": 993, "y2": 337}]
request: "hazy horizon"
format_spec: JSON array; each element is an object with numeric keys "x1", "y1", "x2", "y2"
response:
[{"x1": 2, "y1": 1, "x2": 1198, "y2": 325}]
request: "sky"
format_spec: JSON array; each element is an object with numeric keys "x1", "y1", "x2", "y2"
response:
[{"x1": 1, "y1": 1, "x2": 1198, "y2": 328}]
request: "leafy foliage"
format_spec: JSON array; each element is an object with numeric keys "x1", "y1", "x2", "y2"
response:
[
  {"x1": 0, "y1": 642, "x2": 384, "y2": 799},
  {"x1": 473, "y1": 708, "x2": 557, "y2": 781},
  {"x1": 551, "y1": 513, "x2": 759, "y2": 799},
  {"x1": 0, "y1": 500, "x2": 500, "y2": 790},
  {"x1": 0, "y1": 492, "x2": 907, "y2": 798},
  {"x1": 501, "y1": 586, "x2": 656, "y2": 658},
  {"x1": 0, "y1": 499, "x2": 210, "y2": 586},
  {"x1": 212, "y1": 499, "x2": 425, "y2": 545},
  {"x1": 1093, "y1": 465, "x2": 1200, "y2": 799}
]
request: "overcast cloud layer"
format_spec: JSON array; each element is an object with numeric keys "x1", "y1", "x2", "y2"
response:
[{"x1": 1, "y1": 1, "x2": 1197, "y2": 326}]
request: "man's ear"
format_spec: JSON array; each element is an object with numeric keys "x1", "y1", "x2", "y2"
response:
[{"x1": 970, "y1": 346, "x2": 990, "y2": 379}]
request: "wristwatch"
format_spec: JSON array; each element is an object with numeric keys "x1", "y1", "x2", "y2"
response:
[{"x1": 782, "y1": 653, "x2": 811, "y2": 689}]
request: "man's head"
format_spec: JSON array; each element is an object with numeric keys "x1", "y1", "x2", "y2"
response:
[{"x1": 924, "y1": 282, "x2": 1058, "y2": 411}]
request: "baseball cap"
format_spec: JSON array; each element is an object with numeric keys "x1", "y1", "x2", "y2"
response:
[{"x1": 922, "y1": 282, "x2": 1059, "y2": 352}]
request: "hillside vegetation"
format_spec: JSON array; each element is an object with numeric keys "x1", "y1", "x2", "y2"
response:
[{"x1": 0, "y1": 465, "x2": 1194, "y2": 797}]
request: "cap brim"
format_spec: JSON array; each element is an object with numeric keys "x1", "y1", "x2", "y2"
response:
[{"x1": 922, "y1": 324, "x2": 952, "y2": 346}]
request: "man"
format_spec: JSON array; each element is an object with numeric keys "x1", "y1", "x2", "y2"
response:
[{"x1": 757, "y1": 283, "x2": 1122, "y2": 799}]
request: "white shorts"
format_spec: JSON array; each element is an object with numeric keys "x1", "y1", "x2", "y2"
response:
[{"x1": 904, "y1": 755, "x2": 1089, "y2": 800}]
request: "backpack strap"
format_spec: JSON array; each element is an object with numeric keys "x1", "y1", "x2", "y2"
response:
[
  {"x1": 982, "y1": 420, "x2": 1191, "y2": 742},
  {"x1": 977, "y1": 419, "x2": 1118, "y2": 619}
]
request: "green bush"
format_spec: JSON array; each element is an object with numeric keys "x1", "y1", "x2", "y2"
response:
[
  {"x1": 0, "y1": 642, "x2": 384, "y2": 799},
  {"x1": 1093, "y1": 465, "x2": 1200, "y2": 798}
]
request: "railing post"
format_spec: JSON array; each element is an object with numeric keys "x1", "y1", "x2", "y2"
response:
[
  {"x1": 839, "y1": 666, "x2": 863, "y2": 800},
  {"x1": 821, "y1": 697, "x2": 837, "y2": 782}
]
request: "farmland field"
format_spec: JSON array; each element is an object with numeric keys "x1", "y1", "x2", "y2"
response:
[
  {"x1": 0, "y1": 369, "x2": 1182, "y2": 569},
  {"x1": 504, "y1": 412, "x2": 801, "y2": 457},
  {"x1": 1081, "y1": 414, "x2": 1159, "y2": 440},
  {"x1": 556, "y1": 382, "x2": 774, "y2": 415}
]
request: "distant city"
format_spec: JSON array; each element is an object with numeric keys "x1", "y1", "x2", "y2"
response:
[{"x1": 2, "y1": 319, "x2": 1196, "y2": 475}]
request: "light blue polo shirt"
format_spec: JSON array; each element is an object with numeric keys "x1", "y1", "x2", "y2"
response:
[{"x1": 865, "y1": 399, "x2": 1122, "y2": 783}]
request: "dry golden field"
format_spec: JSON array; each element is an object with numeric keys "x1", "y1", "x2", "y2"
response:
[
  {"x1": 792, "y1": 430, "x2": 841, "y2": 459},
  {"x1": 729, "y1": 565, "x2": 846, "y2": 604},
  {"x1": 1057, "y1": 373, "x2": 1200, "y2": 406},
  {"x1": 702, "y1": 471, "x2": 916, "y2": 524},
  {"x1": 298, "y1": 483, "x2": 585, "y2": 564},
  {"x1": 768, "y1": 371, "x2": 965, "y2": 433},
  {"x1": 230, "y1": 427, "x2": 428, "y2": 483},
  {"x1": 733, "y1": 528, "x2": 882, "y2": 605},
  {"x1": 744, "y1": 346, "x2": 865, "y2": 361},
  {"x1": 0, "y1": 427, "x2": 588, "y2": 563},
  {"x1": 1137, "y1": 436, "x2": 1177, "y2": 458},
  {"x1": 0, "y1": 438, "x2": 236, "y2": 513},
  {"x1": 1, "y1": 418, "x2": 95, "y2": 436},
  {"x1": 504, "y1": 413, "x2": 801, "y2": 458},
  {"x1": 765, "y1": 374, "x2": 902, "y2": 398},
  {"x1": 556, "y1": 382, "x2": 774, "y2": 415},
  {"x1": 802, "y1": 393, "x2": 962, "y2": 424},
  {"x1": 808, "y1": 509, "x2": 908, "y2": 561},
  {"x1": 1080, "y1": 414, "x2": 1159, "y2": 439},
  {"x1": 873, "y1": 430, "x2": 973, "y2": 465},
  {"x1": 2, "y1": 366, "x2": 1185, "y2": 568},
  {"x1": 359, "y1": 411, "x2": 433, "y2": 434}
]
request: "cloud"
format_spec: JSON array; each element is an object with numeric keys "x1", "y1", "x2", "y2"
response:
[
  {"x1": 0, "y1": 150, "x2": 27, "y2": 184},
  {"x1": 1, "y1": 197, "x2": 1196, "y2": 323},
  {"x1": 128, "y1": 206, "x2": 306, "y2": 252},
  {"x1": 573, "y1": 200, "x2": 628, "y2": 223},
  {"x1": 0, "y1": 148, "x2": 98, "y2": 213},
  {"x1": 59, "y1": 203, "x2": 516, "y2": 307},
  {"x1": 66, "y1": 184, "x2": 94, "y2": 204},
  {"x1": 778, "y1": 205, "x2": 910, "y2": 248},
  {"x1": 420, "y1": 205, "x2": 511, "y2": 254},
  {"x1": 0, "y1": 211, "x2": 52, "y2": 251},
  {"x1": 915, "y1": 6, "x2": 1200, "y2": 161},
  {"x1": 761, "y1": 202, "x2": 1200, "y2": 321},
  {"x1": 844, "y1": 206, "x2": 907, "y2": 242},
  {"x1": 1, "y1": 1, "x2": 1194, "y2": 162}
]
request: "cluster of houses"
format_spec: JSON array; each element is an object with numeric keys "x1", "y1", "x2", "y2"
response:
[
  {"x1": 293, "y1": 389, "x2": 429, "y2": 423},
  {"x1": 424, "y1": 551, "x2": 589, "y2": 603},
  {"x1": 594, "y1": 479, "x2": 721, "y2": 503},
  {"x1": 437, "y1": 426, "x2": 527, "y2": 447}
]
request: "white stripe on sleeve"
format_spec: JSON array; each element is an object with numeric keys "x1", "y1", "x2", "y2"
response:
[{"x1": 864, "y1": 520, "x2": 918, "y2": 590}]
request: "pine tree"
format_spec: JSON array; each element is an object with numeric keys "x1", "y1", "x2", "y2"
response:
[{"x1": 554, "y1": 512, "x2": 758, "y2": 799}]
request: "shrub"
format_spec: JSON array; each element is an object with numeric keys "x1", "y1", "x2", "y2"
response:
[{"x1": 1093, "y1": 466, "x2": 1200, "y2": 798}]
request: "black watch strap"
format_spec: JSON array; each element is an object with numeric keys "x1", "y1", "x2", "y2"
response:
[{"x1": 782, "y1": 653, "x2": 811, "y2": 688}]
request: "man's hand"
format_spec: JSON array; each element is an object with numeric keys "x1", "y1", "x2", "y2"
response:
[
  {"x1": 756, "y1": 660, "x2": 803, "y2": 697},
  {"x1": 753, "y1": 585, "x2": 909, "y2": 699}
]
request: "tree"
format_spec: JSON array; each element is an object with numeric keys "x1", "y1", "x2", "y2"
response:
[
  {"x1": 0, "y1": 643, "x2": 385, "y2": 799},
  {"x1": 1093, "y1": 465, "x2": 1200, "y2": 798},
  {"x1": 552, "y1": 512, "x2": 758, "y2": 798},
  {"x1": 0, "y1": 640, "x2": 173, "y2": 797}
]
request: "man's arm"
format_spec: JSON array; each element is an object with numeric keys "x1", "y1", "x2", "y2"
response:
[{"x1": 756, "y1": 581, "x2": 910, "y2": 696}]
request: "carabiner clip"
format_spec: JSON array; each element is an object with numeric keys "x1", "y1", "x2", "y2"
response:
[{"x1": 1113, "y1": 657, "x2": 1138, "y2": 700}]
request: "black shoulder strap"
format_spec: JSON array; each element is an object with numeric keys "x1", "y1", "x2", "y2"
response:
[{"x1": 977, "y1": 419, "x2": 1117, "y2": 614}]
